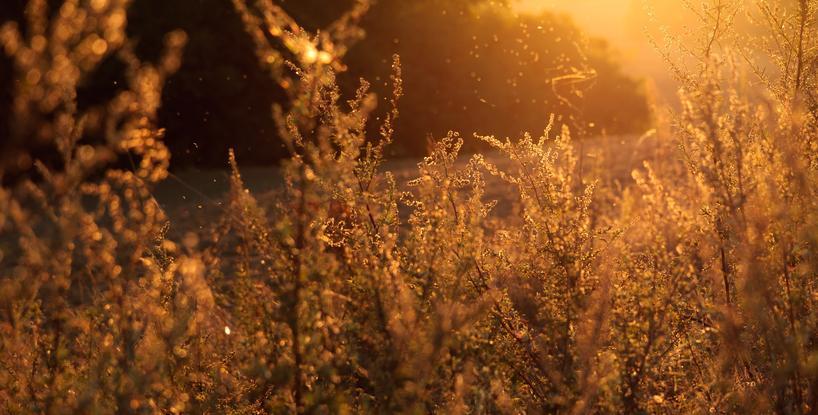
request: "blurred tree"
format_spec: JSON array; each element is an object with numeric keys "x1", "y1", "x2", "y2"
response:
[
  {"x1": 337, "y1": 0, "x2": 651, "y2": 156},
  {"x1": 0, "y1": 0, "x2": 650, "y2": 168},
  {"x1": 1, "y1": 0, "x2": 286, "y2": 170},
  {"x1": 126, "y1": 0, "x2": 287, "y2": 166}
]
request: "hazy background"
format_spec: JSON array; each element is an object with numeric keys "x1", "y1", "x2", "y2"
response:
[
  {"x1": 0, "y1": 0, "x2": 672, "y2": 170},
  {"x1": 514, "y1": 0, "x2": 691, "y2": 106}
]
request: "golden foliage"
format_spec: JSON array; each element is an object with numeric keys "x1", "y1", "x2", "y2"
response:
[{"x1": 1, "y1": 0, "x2": 817, "y2": 413}]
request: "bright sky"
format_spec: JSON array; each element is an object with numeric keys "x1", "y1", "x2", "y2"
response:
[{"x1": 513, "y1": 0, "x2": 636, "y2": 45}]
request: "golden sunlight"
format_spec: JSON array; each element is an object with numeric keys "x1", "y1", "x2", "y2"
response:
[
  {"x1": 512, "y1": 0, "x2": 693, "y2": 104},
  {"x1": 2, "y1": 0, "x2": 816, "y2": 412}
]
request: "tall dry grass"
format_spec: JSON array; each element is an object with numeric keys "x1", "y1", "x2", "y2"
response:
[{"x1": 1, "y1": 0, "x2": 817, "y2": 413}]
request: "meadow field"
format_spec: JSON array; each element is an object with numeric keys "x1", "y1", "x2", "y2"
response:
[{"x1": 1, "y1": 0, "x2": 817, "y2": 413}]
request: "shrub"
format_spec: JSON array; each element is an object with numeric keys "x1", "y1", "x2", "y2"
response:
[{"x1": 1, "y1": 0, "x2": 817, "y2": 413}]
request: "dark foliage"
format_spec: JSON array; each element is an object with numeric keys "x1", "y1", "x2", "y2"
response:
[{"x1": 0, "y1": 0, "x2": 650, "y2": 168}]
